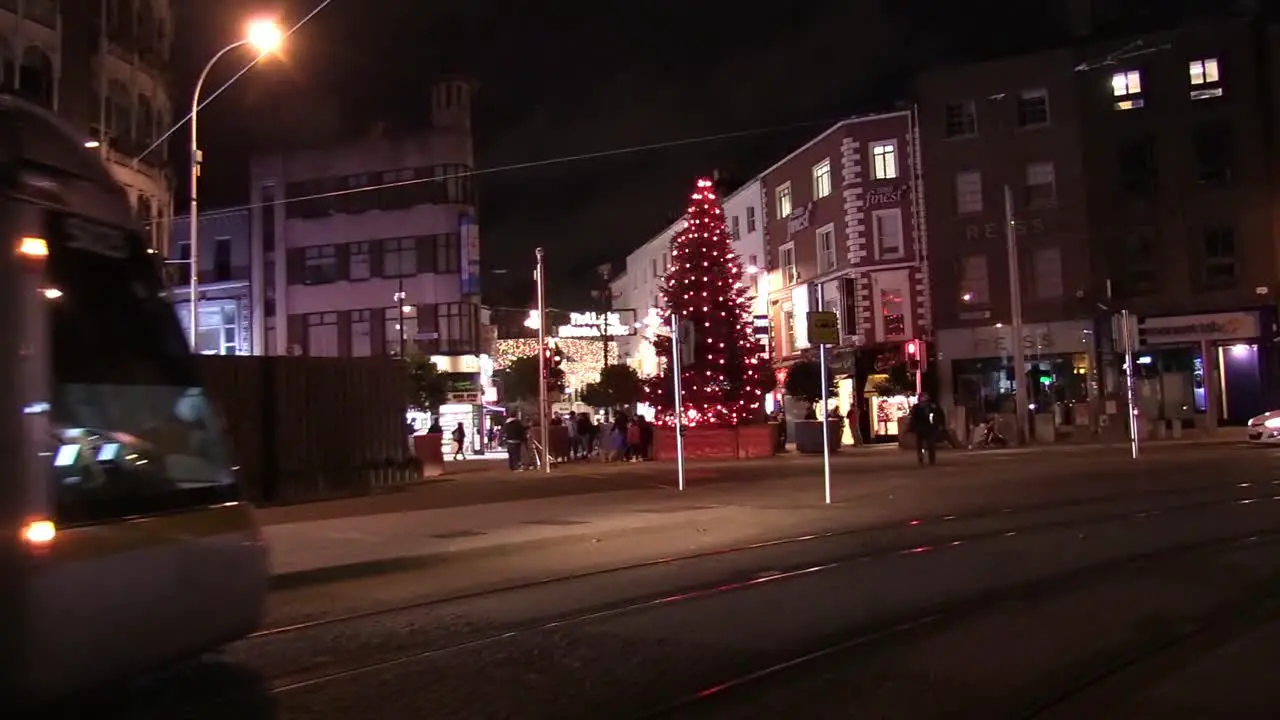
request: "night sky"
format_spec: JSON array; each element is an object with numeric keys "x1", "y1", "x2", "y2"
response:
[{"x1": 173, "y1": 0, "x2": 1231, "y2": 308}]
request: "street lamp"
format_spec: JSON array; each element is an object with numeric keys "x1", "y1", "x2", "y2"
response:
[{"x1": 187, "y1": 18, "x2": 282, "y2": 348}]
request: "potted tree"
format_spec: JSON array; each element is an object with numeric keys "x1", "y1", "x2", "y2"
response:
[
  {"x1": 784, "y1": 358, "x2": 842, "y2": 454},
  {"x1": 405, "y1": 351, "x2": 448, "y2": 474}
]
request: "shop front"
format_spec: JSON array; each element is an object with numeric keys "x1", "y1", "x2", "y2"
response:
[
  {"x1": 1123, "y1": 310, "x2": 1273, "y2": 427},
  {"x1": 935, "y1": 320, "x2": 1098, "y2": 438}
]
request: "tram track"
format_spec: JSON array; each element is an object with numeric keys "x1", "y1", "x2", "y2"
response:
[
  {"x1": 252, "y1": 477, "x2": 1280, "y2": 640},
  {"x1": 258, "y1": 485, "x2": 1280, "y2": 698},
  {"x1": 634, "y1": 531, "x2": 1280, "y2": 719}
]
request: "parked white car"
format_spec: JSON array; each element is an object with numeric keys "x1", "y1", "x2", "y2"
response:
[{"x1": 1246, "y1": 410, "x2": 1280, "y2": 444}]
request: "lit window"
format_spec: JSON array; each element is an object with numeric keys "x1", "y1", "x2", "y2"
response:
[
  {"x1": 871, "y1": 142, "x2": 898, "y2": 180},
  {"x1": 775, "y1": 182, "x2": 792, "y2": 219},
  {"x1": 1112, "y1": 70, "x2": 1142, "y2": 96},
  {"x1": 1112, "y1": 70, "x2": 1144, "y2": 110},
  {"x1": 812, "y1": 159, "x2": 832, "y2": 199},
  {"x1": 1189, "y1": 58, "x2": 1219, "y2": 85},
  {"x1": 1189, "y1": 58, "x2": 1223, "y2": 100}
]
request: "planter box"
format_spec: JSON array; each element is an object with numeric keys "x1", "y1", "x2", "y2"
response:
[
  {"x1": 652, "y1": 423, "x2": 778, "y2": 461},
  {"x1": 414, "y1": 432, "x2": 444, "y2": 477},
  {"x1": 793, "y1": 420, "x2": 844, "y2": 454}
]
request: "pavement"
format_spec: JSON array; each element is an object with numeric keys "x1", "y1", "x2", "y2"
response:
[{"x1": 261, "y1": 438, "x2": 1260, "y2": 595}]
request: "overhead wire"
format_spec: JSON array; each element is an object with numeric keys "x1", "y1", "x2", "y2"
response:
[
  {"x1": 184, "y1": 117, "x2": 839, "y2": 222},
  {"x1": 133, "y1": 0, "x2": 337, "y2": 164}
]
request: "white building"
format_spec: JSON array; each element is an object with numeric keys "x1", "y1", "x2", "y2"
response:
[
  {"x1": 613, "y1": 178, "x2": 768, "y2": 377},
  {"x1": 249, "y1": 78, "x2": 481, "y2": 361},
  {"x1": 2, "y1": 0, "x2": 175, "y2": 251}
]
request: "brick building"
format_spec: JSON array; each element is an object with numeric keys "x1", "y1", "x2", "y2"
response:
[
  {"x1": 918, "y1": 14, "x2": 1280, "y2": 436},
  {"x1": 760, "y1": 110, "x2": 929, "y2": 441}
]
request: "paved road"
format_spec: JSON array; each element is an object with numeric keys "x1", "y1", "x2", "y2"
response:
[{"x1": 44, "y1": 443, "x2": 1280, "y2": 718}]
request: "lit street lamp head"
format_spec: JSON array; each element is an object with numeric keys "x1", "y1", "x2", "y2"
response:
[{"x1": 246, "y1": 19, "x2": 284, "y2": 55}]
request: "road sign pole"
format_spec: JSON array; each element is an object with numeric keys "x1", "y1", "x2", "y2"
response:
[
  {"x1": 807, "y1": 306, "x2": 839, "y2": 504},
  {"x1": 1121, "y1": 309, "x2": 1140, "y2": 460},
  {"x1": 670, "y1": 313, "x2": 686, "y2": 492}
]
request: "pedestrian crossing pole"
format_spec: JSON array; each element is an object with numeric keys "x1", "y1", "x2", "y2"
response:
[
  {"x1": 670, "y1": 313, "x2": 687, "y2": 491},
  {"x1": 1121, "y1": 309, "x2": 1141, "y2": 460},
  {"x1": 535, "y1": 248, "x2": 551, "y2": 473}
]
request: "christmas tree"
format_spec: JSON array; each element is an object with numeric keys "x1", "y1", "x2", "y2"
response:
[{"x1": 645, "y1": 178, "x2": 771, "y2": 427}]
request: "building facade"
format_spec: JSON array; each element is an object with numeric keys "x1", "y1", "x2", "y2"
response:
[
  {"x1": 249, "y1": 78, "x2": 480, "y2": 361},
  {"x1": 168, "y1": 208, "x2": 253, "y2": 355},
  {"x1": 612, "y1": 178, "x2": 767, "y2": 378},
  {"x1": 760, "y1": 111, "x2": 929, "y2": 441},
  {"x1": 2, "y1": 0, "x2": 175, "y2": 250},
  {"x1": 918, "y1": 15, "x2": 1280, "y2": 435}
]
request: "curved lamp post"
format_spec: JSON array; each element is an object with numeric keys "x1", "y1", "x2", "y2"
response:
[{"x1": 187, "y1": 19, "x2": 283, "y2": 349}]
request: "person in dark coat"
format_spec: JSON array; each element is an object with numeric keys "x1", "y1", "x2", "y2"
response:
[
  {"x1": 909, "y1": 393, "x2": 946, "y2": 466},
  {"x1": 502, "y1": 416, "x2": 527, "y2": 471}
]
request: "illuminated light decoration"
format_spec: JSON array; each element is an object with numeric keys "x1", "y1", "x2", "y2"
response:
[
  {"x1": 493, "y1": 337, "x2": 619, "y2": 393},
  {"x1": 642, "y1": 177, "x2": 773, "y2": 428}
]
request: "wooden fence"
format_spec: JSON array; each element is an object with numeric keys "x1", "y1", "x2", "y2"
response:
[{"x1": 196, "y1": 355, "x2": 416, "y2": 505}]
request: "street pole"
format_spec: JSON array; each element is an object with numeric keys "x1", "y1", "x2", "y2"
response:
[
  {"x1": 670, "y1": 313, "x2": 686, "y2": 492},
  {"x1": 1121, "y1": 309, "x2": 1141, "y2": 459},
  {"x1": 535, "y1": 248, "x2": 551, "y2": 473},
  {"x1": 817, "y1": 287, "x2": 832, "y2": 505},
  {"x1": 188, "y1": 40, "x2": 249, "y2": 349},
  {"x1": 1004, "y1": 184, "x2": 1029, "y2": 444}
]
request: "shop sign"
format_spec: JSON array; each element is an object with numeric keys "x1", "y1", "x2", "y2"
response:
[
  {"x1": 445, "y1": 372, "x2": 481, "y2": 404},
  {"x1": 556, "y1": 311, "x2": 635, "y2": 338},
  {"x1": 866, "y1": 185, "x2": 905, "y2": 208},
  {"x1": 752, "y1": 315, "x2": 770, "y2": 338},
  {"x1": 964, "y1": 217, "x2": 1045, "y2": 241},
  {"x1": 787, "y1": 203, "x2": 812, "y2": 236},
  {"x1": 938, "y1": 321, "x2": 1094, "y2": 360},
  {"x1": 1134, "y1": 311, "x2": 1259, "y2": 345}
]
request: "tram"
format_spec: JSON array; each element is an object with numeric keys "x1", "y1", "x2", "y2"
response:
[{"x1": 0, "y1": 95, "x2": 268, "y2": 702}]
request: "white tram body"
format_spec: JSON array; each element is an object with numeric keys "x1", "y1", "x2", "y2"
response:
[{"x1": 0, "y1": 95, "x2": 268, "y2": 702}]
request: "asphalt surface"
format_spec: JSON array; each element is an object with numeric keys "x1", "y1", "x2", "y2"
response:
[{"x1": 42, "y1": 443, "x2": 1280, "y2": 719}]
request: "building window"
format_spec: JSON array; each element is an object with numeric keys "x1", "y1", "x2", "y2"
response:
[
  {"x1": 1017, "y1": 89, "x2": 1050, "y2": 127},
  {"x1": 746, "y1": 205, "x2": 757, "y2": 232},
  {"x1": 261, "y1": 182, "x2": 277, "y2": 252},
  {"x1": 870, "y1": 141, "x2": 898, "y2": 180},
  {"x1": 1193, "y1": 122, "x2": 1233, "y2": 184},
  {"x1": 382, "y1": 237, "x2": 418, "y2": 277},
  {"x1": 954, "y1": 170, "x2": 982, "y2": 214},
  {"x1": 775, "y1": 182, "x2": 792, "y2": 219},
  {"x1": 813, "y1": 159, "x2": 832, "y2": 199},
  {"x1": 651, "y1": 257, "x2": 659, "y2": 278},
  {"x1": 1189, "y1": 58, "x2": 1222, "y2": 99},
  {"x1": 871, "y1": 208, "x2": 904, "y2": 260},
  {"x1": 748, "y1": 254, "x2": 758, "y2": 269},
  {"x1": 351, "y1": 309, "x2": 373, "y2": 356},
  {"x1": 437, "y1": 302, "x2": 475, "y2": 354},
  {"x1": 304, "y1": 245, "x2": 338, "y2": 284},
  {"x1": 213, "y1": 236, "x2": 231, "y2": 281},
  {"x1": 816, "y1": 223, "x2": 837, "y2": 273},
  {"x1": 730, "y1": 214, "x2": 741, "y2": 240},
  {"x1": 1203, "y1": 227, "x2": 1237, "y2": 287},
  {"x1": 872, "y1": 270, "x2": 910, "y2": 341},
  {"x1": 778, "y1": 242, "x2": 797, "y2": 285},
  {"x1": 305, "y1": 312, "x2": 339, "y2": 357},
  {"x1": 433, "y1": 234, "x2": 461, "y2": 274},
  {"x1": 349, "y1": 241, "x2": 372, "y2": 280},
  {"x1": 384, "y1": 305, "x2": 418, "y2": 357},
  {"x1": 782, "y1": 306, "x2": 795, "y2": 356},
  {"x1": 1112, "y1": 70, "x2": 1144, "y2": 110},
  {"x1": 1121, "y1": 227, "x2": 1158, "y2": 297},
  {"x1": 180, "y1": 301, "x2": 238, "y2": 356},
  {"x1": 1025, "y1": 161, "x2": 1057, "y2": 207},
  {"x1": 960, "y1": 255, "x2": 989, "y2": 304},
  {"x1": 1032, "y1": 246, "x2": 1063, "y2": 300},
  {"x1": 1117, "y1": 134, "x2": 1157, "y2": 195},
  {"x1": 944, "y1": 101, "x2": 977, "y2": 138}
]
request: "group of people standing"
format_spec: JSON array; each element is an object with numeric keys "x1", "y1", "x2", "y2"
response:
[{"x1": 500, "y1": 410, "x2": 655, "y2": 472}]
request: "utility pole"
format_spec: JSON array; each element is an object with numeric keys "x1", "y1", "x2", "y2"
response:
[
  {"x1": 394, "y1": 279, "x2": 407, "y2": 358},
  {"x1": 1004, "y1": 185, "x2": 1029, "y2": 444},
  {"x1": 535, "y1": 248, "x2": 551, "y2": 473}
]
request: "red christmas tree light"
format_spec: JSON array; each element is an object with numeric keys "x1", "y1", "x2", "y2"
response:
[{"x1": 645, "y1": 177, "x2": 770, "y2": 427}]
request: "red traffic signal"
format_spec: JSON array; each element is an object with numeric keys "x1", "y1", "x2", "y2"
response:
[{"x1": 905, "y1": 340, "x2": 919, "y2": 358}]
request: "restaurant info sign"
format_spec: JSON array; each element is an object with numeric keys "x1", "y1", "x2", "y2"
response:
[{"x1": 556, "y1": 311, "x2": 636, "y2": 338}]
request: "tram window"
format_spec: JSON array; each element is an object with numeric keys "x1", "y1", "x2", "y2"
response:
[{"x1": 43, "y1": 213, "x2": 237, "y2": 526}]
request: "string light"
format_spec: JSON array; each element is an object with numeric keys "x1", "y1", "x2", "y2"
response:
[
  {"x1": 643, "y1": 176, "x2": 770, "y2": 428},
  {"x1": 494, "y1": 337, "x2": 618, "y2": 393}
]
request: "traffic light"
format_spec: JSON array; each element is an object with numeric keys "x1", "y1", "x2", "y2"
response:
[
  {"x1": 904, "y1": 339, "x2": 926, "y2": 373},
  {"x1": 542, "y1": 344, "x2": 555, "y2": 376}
]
